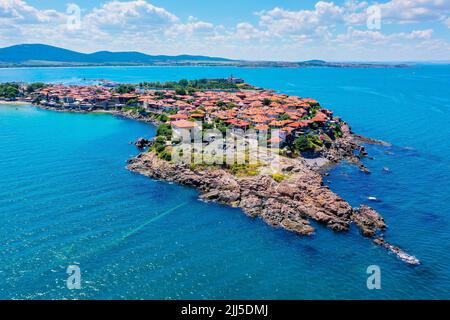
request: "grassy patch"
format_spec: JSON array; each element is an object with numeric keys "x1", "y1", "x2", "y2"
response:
[{"x1": 271, "y1": 173, "x2": 287, "y2": 183}]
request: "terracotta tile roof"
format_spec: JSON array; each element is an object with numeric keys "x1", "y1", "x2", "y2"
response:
[
  {"x1": 288, "y1": 121, "x2": 309, "y2": 128},
  {"x1": 168, "y1": 114, "x2": 188, "y2": 120},
  {"x1": 255, "y1": 124, "x2": 269, "y2": 131},
  {"x1": 171, "y1": 120, "x2": 198, "y2": 128}
]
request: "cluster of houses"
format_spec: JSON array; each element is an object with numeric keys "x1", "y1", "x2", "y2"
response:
[
  {"x1": 36, "y1": 85, "x2": 123, "y2": 109},
  {"x1": 34, "y1": 84, "x2": 338, "y2": 144}
]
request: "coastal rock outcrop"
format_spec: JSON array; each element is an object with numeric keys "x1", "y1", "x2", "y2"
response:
[
  {"x1": 352, "y1": 205, "x2": 387, "y2": 237},
  {"x1": 127, "y1": 151, "x2": 420, "y2": 265},
  {"x1": 128, "y1": 152, "x2": 360, "y2": 236},
  {"x1": 135, "y1": 137, "x2": 152, "y2": 149}
]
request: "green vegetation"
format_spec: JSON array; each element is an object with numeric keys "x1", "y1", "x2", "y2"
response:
[
  {"x1": 125, "y1": 98, "x2": 138, "y2": 106},
  {"x1": 115, "y1": 84, "x2": 136, "y2": 94},
  {"x1": 158, "y1": 148, "x2": 172, "y2": 161},
  {"x1": 329, "y1": 124, "x2": 343, "y2": 139},
  {"x1": 150, "y1": 136, "x2": 171, "y2": 160},
  {"x1": 236, "y1": 83, "x2": 256, "y2": 90},
  {"x1": 262, "y1": 98, "x2": 271, "y2": 106},
  {"x1": 308, "y1": 104, "x2": 321, "y2": 117},
  {"x1": 272, "y1": 173, "x2": 287, "y2": 183},
  {"x1": 123, "y1": 106, "x2": 145, "y2": 115},
  {"x1": 229, "y1": 163, "x2": 261, "y2": 176},
  {"x1": 0, "y1": 83, "x2": 20, "y2": 99},
  {"x1": 277, "y1": 113, "x2": 291, "y2": 121},
  {"x1": 138, "y1": 78, "x2": 243, "y2": 92},
  {"x1": 26, "y1": 82, "x2": 46, "y2": 93},
  {"x1": 150, "y1": 121, "x2": 174, "y2": 161},
  {"x1": 293, "y1": 134, "x2": 323, "y2": 152},
  {"x1": 156, "y1": 123, "x2": 172, "y2": 139},
  {"x1": 175, "y1": 86, "x2": 187, "y2": 96}
]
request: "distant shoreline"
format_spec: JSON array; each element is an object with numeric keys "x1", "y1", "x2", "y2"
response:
[{"x1": 0, "y1": 63, "x2": 412, "y2": 69}]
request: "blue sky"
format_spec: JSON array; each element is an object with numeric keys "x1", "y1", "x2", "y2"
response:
[{"x1": 1, "y1": 0, "x2": 450, "y2": 61}]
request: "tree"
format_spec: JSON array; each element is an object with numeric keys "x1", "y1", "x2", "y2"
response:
[
  {"x1": 125, "y1": 98, "x2": 138, "y2": 106},
  {"x1": 0, "y1": 83, "x2": 20, "y2": 99},
  {"x1": 26, "y1": 82, "x2": 46, "y2": 93},
  {"x1": 278, "y1": 113, "x2": 291, "y2": 121},
  {"x1": 156, "y1": 123, "x2": 172, "y2": 139},
  {"x1": 262, "y1": 98, "x2": 271, "y2": 106},
  {"x1": 157, "y1": 113, "x2": 169, "y2": 123},
  {"x1": 294, "y1": 134, "x2": 323, "y2": 152},
  {"x1": 178, "y1": 79, "x2": 189, "y2": 87},
  {"x1": 115, "y1": 84, "x2": 135, "y2": 94},
  {"x1": 153, "y1": 136, "x2": 167, "y2": 154},
  {"x1": 175, "y1": 86, "x2": 187, "y2": 96}
]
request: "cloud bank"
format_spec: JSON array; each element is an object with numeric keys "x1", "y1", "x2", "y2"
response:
[{"x1": 0, "y1": 0, "x2": 449, "y2": 61}]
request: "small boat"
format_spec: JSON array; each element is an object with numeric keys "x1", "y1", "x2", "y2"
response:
[{"x1": 368, "y1": 196, "x2": 380, "y2": 202}]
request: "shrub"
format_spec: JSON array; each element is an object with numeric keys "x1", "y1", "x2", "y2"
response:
[
  {"x1": 159, "y1": 149, "x2": 172, "y2": 161},
  {"x1": 156, "y1": 124, "x2": 172, "y2": 139},
  {"x1": 272, "y1": 173, "x2": 287, "y2": 183},
  {"x1": 229, "y1": 163, "x2": 260, "y2": 176},
  {"x1": 125, "y1": 98, "x2": 138, "y2": 106},
  {"x1": 277, "y1": 113, "x2": 291, "y2": 121},
  {"x1": 175, "y1": 87, "x2": 187, "y2": 95},
  {"x1": 115, "y1": 84, "x2": 135, "y2": 94},
  {"x1": 157, "y1": 114, "x2": 169, "y2": 123},
  {"x1": 262, "y1": 98, "x2": 271, "y2": 106},
  {"x1": 0, "y1": 83, "x2": 20, "y2": 99},
  {"x1": 294, "y1": 134, "x2": 323, "y2": 152},
  {"x1": 26, "y1": 82, "x2": 46, "y2": 93}
]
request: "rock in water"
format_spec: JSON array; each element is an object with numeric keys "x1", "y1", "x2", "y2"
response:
[
  {"x1": 352, "y1": 205, "x2": 386, "y2": 237},
  {"x1": 135, "y1": 137, "x2": 151, "y2": 149},
  {"x1": 374, "y1": 238, "x2": 421, "y2": 265}
]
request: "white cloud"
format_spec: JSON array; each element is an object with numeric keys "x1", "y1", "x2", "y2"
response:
[
  {"x1": 335, "y1": 27, "x2": 434, "y2": 47},
  {"x1": 84, "y1": 0, "x2": 178, "y2": 32},
  {"x1": 376, "y1": 0, "x2": 450, "y2": 23},
  {"x1": 165, "y1": 18, "x2": 214, "y2": 37},
  {"x1": 0, "y1": 0, "x2": 449, "y2": 61},
  {"x1": 405, "y1": 28, "x2": 433, "y2": 39},
  {"x1": 257, "y1": 2, "x2": 344, "y2": 35},
  {"x1": 0, "y1": 0, "x2": 65, "y2": 24},
  {"x1": 445, "y1": 16, "x2": 450, "y2": 28}
]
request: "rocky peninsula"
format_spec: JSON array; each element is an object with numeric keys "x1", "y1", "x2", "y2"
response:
[
  {"x1": 1, "y1": 79, "x2": 420, "y2": 265},
  {"x1": 127, "y1": 125, "x2": 419, "y2": 265}
]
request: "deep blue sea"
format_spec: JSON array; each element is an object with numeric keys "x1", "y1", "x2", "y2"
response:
[{"x1": 0, "y1": 66, "x2": 449, "y2": 299}]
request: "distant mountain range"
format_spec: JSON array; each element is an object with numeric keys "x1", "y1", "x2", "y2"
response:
[{"x1": 0, "y1": 44, "x2": 409, "y2": 68}]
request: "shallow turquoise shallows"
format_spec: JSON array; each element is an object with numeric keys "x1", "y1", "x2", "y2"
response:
[{"x1": 0, "y1": 65, "x2": 449, "y2": 299}]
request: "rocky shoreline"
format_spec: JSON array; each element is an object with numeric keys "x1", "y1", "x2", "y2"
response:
[{"x1": 127, "y1": 146, "x2": 420, "y2": 265}]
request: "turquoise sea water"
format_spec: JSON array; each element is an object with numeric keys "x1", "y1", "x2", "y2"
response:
[{"x1": 0, "y1": 66, "x2": 449, "y2": 299}]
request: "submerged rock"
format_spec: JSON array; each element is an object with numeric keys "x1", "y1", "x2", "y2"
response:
[{"x1": 374, "y1": 238, "x2": 421, "y2": 265}]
